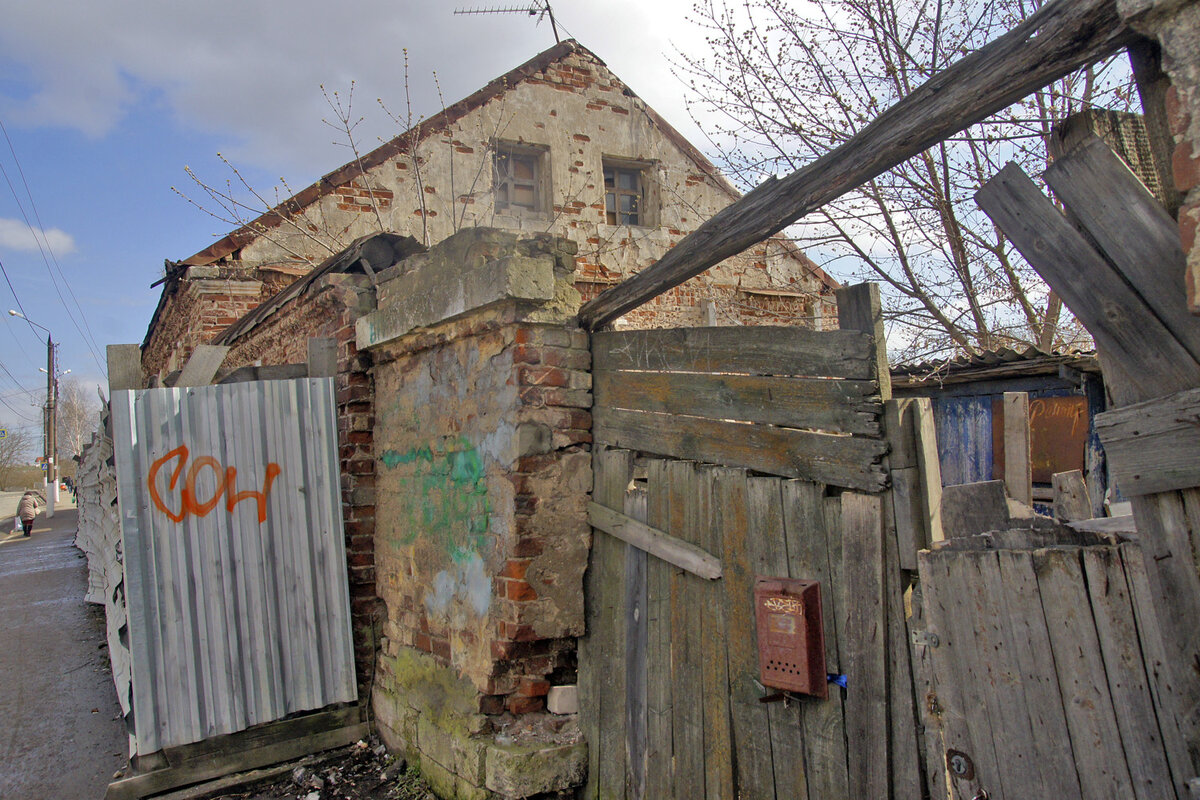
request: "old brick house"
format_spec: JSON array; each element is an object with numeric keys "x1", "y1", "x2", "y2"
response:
[
  {"x1": 136, "y1": 40, "x2": 842, "y2": 798},
  {"x1": 142, "y1": 38, "x2": 837, "y2": 380}
]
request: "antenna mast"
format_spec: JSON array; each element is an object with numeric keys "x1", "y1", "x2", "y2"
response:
[{"x1": 454, "y1": 1, "x2": 561, "y2": 44}]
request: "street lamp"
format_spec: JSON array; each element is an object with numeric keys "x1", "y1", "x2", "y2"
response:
[{"x1": 9, "y1": 309, "x2": 60, "y2": 517}]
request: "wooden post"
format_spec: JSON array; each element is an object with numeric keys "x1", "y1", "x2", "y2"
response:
[
  {"x1": 307, "y1": 337, "x2": 338, "y2": 379},
  {"x1": 107, "y1": 344, "x2": 144, "y2": 392},
  {"x1": 175, "y1": 345, "x2": 230, "y2": 388},
  {"x1": 1003, "y1": 392, "x2": 1032, "y2": 507},
  {"x1": 1052, "y1": 470, "x2": 1092, "y2": 522}
]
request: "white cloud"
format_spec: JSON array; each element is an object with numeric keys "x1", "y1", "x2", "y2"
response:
[
  {"x1": 0, "y1": 218, "x2": 76, "y2": 255},
  {"x1": 0, "y1": 0, "x2": 712, "y2": 178}
]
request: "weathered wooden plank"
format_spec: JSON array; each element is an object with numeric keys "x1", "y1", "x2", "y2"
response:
[
  {"x1": 1082, "y1": 547, "x2": 1179, "y2": 800},
  {"x1": 906, "y1": 577, "x2": 948, "y2": 800},
  {"x1": 1045, "y1": 137, "x2": 1200, "y2": 365},
  {"x1": 104, "y1": 721, "x2": 369, "y2": 800},
  {"x1": 1119, "y1": 541, "x2": 1194, "y2": 797},
  {"x1": 588, "y1": 502, "x2": 722, "y2": 580},
  {"x1": 970, "y1": 552, "x2": 1044, "y2": 798},
  {"x1": 934, "y1": 553, "x2": 1007, "y2": 797},
  {"x1": 914, "y1": 397, "x2": 944, "y2": 544},
  {"x1": 887, "y1": 398, "x2": 924, "y2": 570},
  {"x1": 175, "y1": 344, "x2": 230, "y2": 388},
  {"x1": 698, "y1": 467, "x2": 734, "y2": 800},
  {"x1": 1128, "y1": 491, "x2": 1200, "y2": 771},
  {"x1": 624, "y1": 488, "x2": 648, "y2": 800},
  {"x1": 1053, "y1": 470, "x2": 1092, "y2": 522},
  {"x1": 976, "y1": 163, "x2": 1200, "y2": 399},
  {"x1": 838, "y1": 283, "x2": 892, "y2": 400},
  {"x1": 781, "y1": 480, "x2": 850, "y2": 799},
  {"x1": 940, "y1": 480, "x2": 1010, "y2": 538},
  {"x1": 668, "y1": 461, "x2": 706, "y2": 800},
  {"x1": 644, "y1": 460, "x2": 674, "y2": 799},
  {"x1": 917, "y1": 551, "x2": 991, "y2": 800},
  {"x1": 881, "y1": 491, "x2": 922, "y2": 799},
  {"x1": 578, "y1": 0, "x2": 1133, "y2": 329},
  {"x1": 1003, "y1": 392, "x2": 1032, "y2": 506},
  {"x1": 592, "y1": 326, "x2": 874, "y2": 379},
  {"x1": 581, "y1": 447, "x2": 633, "y2": 800},
  {"x1": 108, "y1": 344, "x2": 144, "y2": 392},
  {"x1": 842, "y1": 492, "x2": 887, "y2": 799},
  {"x1": 1096, "y1": 387, "x2": 1200, "y2": 496},
  {"x1": 747, "y1": 477, "x2": 807, "y2": 800},
  {"x1": 306, "y1": 337, "x2": 337, "y2": 379},
  {"x1": 593, "y1": 369, "x2": 881, "y2": 435},
  {"x1": 593, "y1": 407, "x2": 888, "y2": 492},
  {"x1": 717, "y1": 468, "x2": 775, "y2": 799},
  {"x1": 995, "y1": 550, "x2": 1084, "y2": 799},
  {"x1": 1035, "y1": 547, "x2": 1136, "y2": 798}
]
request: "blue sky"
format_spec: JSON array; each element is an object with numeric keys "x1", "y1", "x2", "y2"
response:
[{"x1": 0, "y1": 0, "x2": 707, "y2": 439}]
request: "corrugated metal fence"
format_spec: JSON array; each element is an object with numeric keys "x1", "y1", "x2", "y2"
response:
[{"x1": 110, "y1": 379, "x2": 356, "y2": 755}]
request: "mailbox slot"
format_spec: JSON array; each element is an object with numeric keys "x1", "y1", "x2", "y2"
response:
[{"x1": 754, "y1": 577, "x2": 826, "y2": 698}]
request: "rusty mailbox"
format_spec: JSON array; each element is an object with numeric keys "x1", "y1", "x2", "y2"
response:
[{"x1": 754, "y1": 577, "x2": 826, "y2": 698}]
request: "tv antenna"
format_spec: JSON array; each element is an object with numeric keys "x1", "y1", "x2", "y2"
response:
[{"x1": 454, "y1": 1, "x2": 561, "y2": 44}]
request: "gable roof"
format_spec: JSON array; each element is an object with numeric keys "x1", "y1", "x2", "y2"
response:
[{"x1": 170, "y1": 38, "x2": 835, "y2": 290}]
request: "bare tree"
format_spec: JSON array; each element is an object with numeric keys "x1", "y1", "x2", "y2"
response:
[
  {"x1": 677, "y1": 0, "x2": 1133, "y2": 362},
  {"x1": 0, "y1": 428, "x2": 34, "y2": 490},
  {"x1": 55, "y1": 378, "x2": 100, "y2": 462}
]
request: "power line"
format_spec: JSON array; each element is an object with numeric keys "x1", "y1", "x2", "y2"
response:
[{"x1": 0, "y1": 116, "x2": 107, "y2": 375}]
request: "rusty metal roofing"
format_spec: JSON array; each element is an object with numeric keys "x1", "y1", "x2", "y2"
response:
[{"x1": 891, "y1": 346, "x2": 1100, "y2": 388}]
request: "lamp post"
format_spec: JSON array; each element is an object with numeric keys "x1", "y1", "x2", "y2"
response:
[{"x1": 9, "y1": 310, "x2": 59, "y2": 518}]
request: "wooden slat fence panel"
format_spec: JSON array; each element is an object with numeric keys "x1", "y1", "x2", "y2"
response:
[
  {"x1": 587, "y1": 447, "x2": 904, "y2": 798},
  {"x1": 591, "y1": 322, "x2": 889, "y2": 493},
  {"x1": 919, "y1": 544, "x2": 1184, "y2": 799},
  {"x1": 594, "y1": 370, "x2": 882, "y2": 435},
  {"x1": 591, "y1": 326, "x2": 875, "y2": 378},
  {"x1": 593, "y1": 407, "x2": 888, "y2": 492}
]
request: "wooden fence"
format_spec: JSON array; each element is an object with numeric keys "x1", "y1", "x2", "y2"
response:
[
  {"x1": 579, "y1": 284, "x2": 927, "y2": 799},
  {"x1": 917, "y1": 535, "x2": 1190, "y2": 799}
]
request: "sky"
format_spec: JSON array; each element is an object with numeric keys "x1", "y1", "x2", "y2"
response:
[{"x1": 0, "y1": 0, "x2": 715, "y2": 441}]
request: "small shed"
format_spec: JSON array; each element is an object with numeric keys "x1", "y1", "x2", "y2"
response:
[{"x1": 892, "y1": 348, "x2": 1108, "y2": 516}]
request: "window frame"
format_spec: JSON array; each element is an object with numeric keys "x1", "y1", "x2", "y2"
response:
[
  {"x1": 493, "y1": 141, "x2": 551, "y2": 216},
  {"x1": 602, "y1": 157, "x2": 658, "y2": 228}
]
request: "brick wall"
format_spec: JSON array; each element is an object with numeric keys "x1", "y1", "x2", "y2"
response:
[
  {"x1": 362, "y1": 228, "x2": 590, "y2": 796},
  {"x1": 1120, "y1": 0, "x2": 1200, "y2": 310}
]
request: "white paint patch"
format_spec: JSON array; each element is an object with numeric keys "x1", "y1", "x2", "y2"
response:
[{"x1": 424, "y1": 550, "x2": 492, "y2": 618}]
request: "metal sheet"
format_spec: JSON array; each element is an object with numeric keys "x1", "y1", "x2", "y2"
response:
[{"x1": 110, "y1": 379, "x2": 356, "y2": 754}]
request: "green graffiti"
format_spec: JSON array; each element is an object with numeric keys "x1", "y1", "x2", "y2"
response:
[{"x1": 379, "y1": 436, "x2": 491, "y2": 560}]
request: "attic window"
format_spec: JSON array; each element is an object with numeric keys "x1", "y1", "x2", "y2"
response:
[
  {"x1": 604, "y1": 160, "x2": 653, "y2": 226},
  {"x1": 494, "y1": 143, "x2": 549, "y2": 214}
]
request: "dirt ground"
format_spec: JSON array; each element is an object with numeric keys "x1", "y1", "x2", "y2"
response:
[{"x1": 203, "y1": 738, "x2": 435, "y2": 800}]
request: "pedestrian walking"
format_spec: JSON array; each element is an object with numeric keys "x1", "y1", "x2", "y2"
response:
[{"x1": 16, "y1": 490, "x2": 43, "y2": 537}]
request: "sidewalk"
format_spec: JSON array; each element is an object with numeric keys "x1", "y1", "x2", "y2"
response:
[{"x1": 0, "y1": 496, "x2": 127, "y2": 800}]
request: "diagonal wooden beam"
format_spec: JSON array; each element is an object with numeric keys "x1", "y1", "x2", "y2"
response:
[{"x1": 577, "y1": 0, "x2": 1135, "y2": 330}]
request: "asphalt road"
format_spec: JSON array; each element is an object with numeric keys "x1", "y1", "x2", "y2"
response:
[{"x1": 0, "y1": 492, "x2": 127, "y2": 800}]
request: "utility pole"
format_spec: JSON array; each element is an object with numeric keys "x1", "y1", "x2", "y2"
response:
[
  {"x1": 10, "y1": 309, "x2": 59, "y2": 518},
  {"x1": 45, "y1": 334, "x2": 57, "y2": 518}
]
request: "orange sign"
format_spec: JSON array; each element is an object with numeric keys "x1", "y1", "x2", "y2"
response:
[{"x1": 147, "y1": 445, "x2": 281, "y2": 523}]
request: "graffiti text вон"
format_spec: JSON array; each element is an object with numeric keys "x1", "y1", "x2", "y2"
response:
[{"x1": 148, "y1": 445, "x2": 282, "y2": 524}]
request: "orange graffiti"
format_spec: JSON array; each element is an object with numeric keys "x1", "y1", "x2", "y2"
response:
[{"x1": 147, "y1": 445, "x2": 282, "y2": 524}]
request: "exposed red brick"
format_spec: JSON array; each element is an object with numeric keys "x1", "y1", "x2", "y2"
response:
[
  {"x1": 506, "y1": 695, "x2": 544, "y2": 715},
  {"x1": 518, "y1": 677, "x2": 551, "y2": 697}
]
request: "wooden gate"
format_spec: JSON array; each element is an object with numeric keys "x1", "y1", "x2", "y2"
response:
[
  {"x1": 579, "y1": 285, "x2": 927, "y2": 799},
  {"x1": 917, "y1": 535, "x2": 1191, "y2": 799}
]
